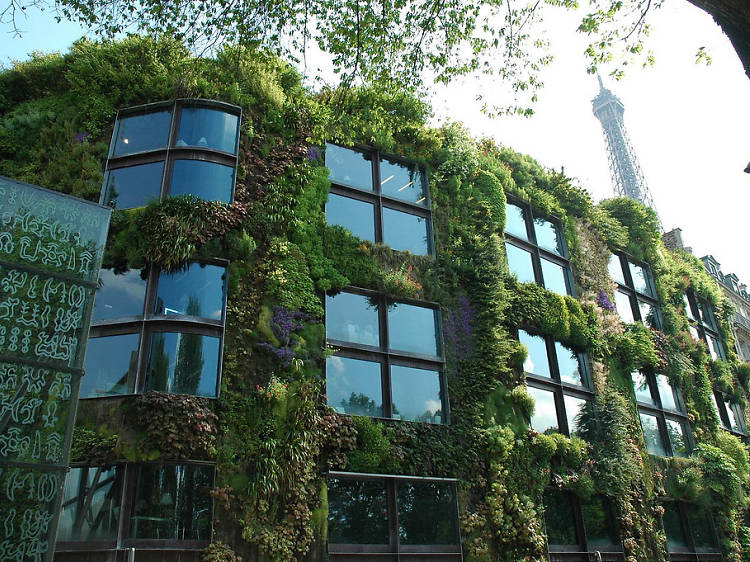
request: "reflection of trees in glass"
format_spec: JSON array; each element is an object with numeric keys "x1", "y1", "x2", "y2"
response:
[
  {"x1": 58, "y1": 466, "x2": 121, "y2": 541},
  {"x1": 149, "y1": 332, "x2": 170, "y2": 391},
  {"x1": 543, "y1": 490, "x2": 578, "y2": 545},
  {"x1": 398, "y1": 482, "x2": 458, "y2": 545},
  {"x1": 173, "y1": 299, "x2": 205, "y2": 394},
  {"x1": 665, "y1": 420, "x2": 687, "y2": 456},
  {"x1": 328, "y1": 478, "x2": 389, "y2": 544},
  {"x1": 581, "y1": 496, "x2": 618, "y2": 546},
  {"x1": 341, "y1": 392, "x2": 381, "y2": 417}
]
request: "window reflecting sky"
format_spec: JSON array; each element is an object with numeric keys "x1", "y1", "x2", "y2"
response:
[
  {"x1": 326, "y1": 292, "x2": 380, "y2": 347},
  {"x1": 614, "y1": 291, "x2": 635, "y2": 323},
  {"x1": 382, "y1": 207, "x2": 428, "y2": 255},
  {"x1": 504, "y1": 203, "x2": 528, "y2": 240},
  {"x1": 540, "y1": 257, "x2": 568, "y2": 295},
  {"x1": 608, "y1": 255, "x2": 626, "y2": 285},
  {"x1": 94, "y1": 268, "x2": 147, "y2": 321},
  {"x1": 505, "y1": 242, "x2": 535, "y2": 283},
  {"x1": 112, "y1": 111, "x2": 171, "y2": 157},
  {"x1": 380, "y1": 157, "x2": 425, "y2": 204},
  {"x1": 519, "y1": 330, "x2": 551, "y2": 378},
  {"x1": 528, "y1": 386, "x2": 558, "y2": 434},
  {"x1": 326, "y1": 193, "x2": 375, "y2": 242},
  {"x1": 145, "y1": 332, "x2": 220, "y2": 397},
  {"x1": 105, "y1": 162, "x2": 163, "y2": 209},
  {"x1": 387, "y1": 301, "x2": 439, "y2": 357},
  {"x1": 640, "y1": 412, "x2": 667, "y2": 456},
  {"x1": 655, "y1": 374, "x2": 678, "y2": 410},
  {"x1": 81, "y1": 334, "x2": 139, "y2": 398},
  {"x1": 177, "y1": 107, "x2": 239, "y2": 153},
  {"x1": 564, "y1": 394, "x2": 587, "y2": 436},
  {"x1": 155, "y1": 263, "x2": 225, "y2": 321},
  {"x1": 326, "y1": 356, "x2": 383, "y2": 417},
  {"x1": 631, "y1": 371, "x2": 655, "y2": 405},
  {"x1": 390, "y1": 365, "x2": 442, "y2": 422},
  {"x1": 555, "y1": 342, "x2": 583, "y2": 386},
  {"x1": 170, "y1": 160, "x2": 234, "y2": 203},
  {"x1": 534, "y1": 218, "x2": 563, "y2": 255},
  {"x1": 326, "y1": 144, "x2": 374, "y2": 191},
  {"x1": 629, "y1": 261, "x2": 652, "y2": 296}
]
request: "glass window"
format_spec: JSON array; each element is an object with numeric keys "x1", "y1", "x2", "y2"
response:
[
  {"x1": 326, "y1": 144, "x2": 374, "y2": 191},
  {"x1": 724, "y1": 398, "x2": 741, "y2": 431},
  {"x1": 326, "y1": 193, "x2": 375, "y2": 242},
  {"x1": 662, "y1": 502, "x2": 689, "y2": 550},
  {"x1": 534, "y1": 218, "x2": 564, "y2": 255},
  {"x1": 564, "y1": 395, "x2": 587, "y2": 436},
  {"x1": 685, "y1": 505, "x2": 719, "y2": 550},
  {"x1": 170, "y1": 159, "x2": 234, "y2": 203},
  {"x1": 505, "y1": 202, "x2": 528, "y2": 240},
  {"x1": 328, "y1": 477, "x2": 389, "y2": 544},
  {"x1": 581, "y1": 496, "x2": 619, "y2": 547},
  {"x1": 699, "y1": 300, "x2": 716, "y2": 329},
  {"x1": 689, "y1": 324, "x2": 701, "y2": 341},
  {"x1": 640, "y1": 412, "x2": 667, "y2": 456},
  {"x1": 608, "y1": 255, "x2": 626, "y2": 285},
  {"x1": 380, "y1": 157, "x2": 425, "y2": 205},
  {"x1": 129, "y1": 464, "x2": 213, "y2": 540},
  {"x1": 145, "y1": 332, "x2": 221, "y2": 397},
  {"x1": 638, "y1": 300, "x2": 657, "y2": 328},
  {"x1": 707, "y1": 335, "x2": 723, "y2": 360},
  {"x1": 528, "y1": 386, "x2": 558, "y2": 434},
  {"x1": 326, "y1": 292, "x2": 380, "y2": 347},
  {"x1": 58, "y1": 466, "x2": 122, "y2": 542},
  {"x1": 555, "y1": 342, "x2": 583, "y2": 386},
  {"x1": 93, "y1": 268, "x2": 147, "y2": 321},
  {"x1": 666, "y1": 419, "x2": 689, "y2": 457},
  {"x1": 519, "y1": 330, "x2": 551, "y2": 378},
  {"x1": 176, "y1": 107, "x2": 239, "y2": 154},
  {"x1": 397, "y1": 481, "x2": 459, "y2": 545},
  {"x1": 105, "y1": 162, "x2": 164, "y2": 209},
  {"x1": 614, "y1": 291, "x2": 635, "y2": 324},
  {"x1": 387, "y1": 301, "x2": 439, "y2": 357},
  {"x1": 382, "y1": 207, "x2": 429, "y2": 255},
  {"x1": 631, "y1": 371, "x2": 655, "y2": 405},
  {"x1": 540, "y1": 257, "x2": 569, "y2": 295},
  {"x1": 505, "y1": 243, "x2": 535, "y2": 284},
  {"x1": 655, "y1": 375, "x2": 678, "y2": 411},
  {"x1": 154, "y1": 263, "x2": 226, "y2": 321},
  {"x1": 390, "y1": 365, "x2": 442, "y2": 423},
  {"x1": 710, "y1": 393, "x2": 724, "y2": 427},
  {"x1": 629, "y1": 262, "x2": 652, "y2": 296},
  {"x1": 112, "y1": 110, "x2": 171, "y2": 157},
  {"x1": 81, "y1": 334, "x2": 140, "y2": 398},
  {"x1": 544, "y1": 490, "x2": 579, "y2": 545},
  {"x1": 326, "y1": 356, "x2": 383, "y2": 417},
  {"x1": 683, "y1": 294, "x2": 696, "y2": 321}
]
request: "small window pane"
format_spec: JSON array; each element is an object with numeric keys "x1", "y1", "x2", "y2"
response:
[
  {"x1": 58, "y1": 466, "x2": 122, "y2": 541},
  {"x1": 683, "y1": 294, "x2": 696, "y2": 321},
  {"x1": 93, "y1": 268, "x2": 147, "y2": 321},
  {"x1": 81, "y1": 334, "x2": 139, "y2": 398},
  {"x1": 710, "y1": 394, "x2": 725, "y2": 428},
  {"x1": 581, "y1": 496, "x2": 619, "y2": 547},
  {"x1": 563, "y1": 395, "x2": 587, "y2": 436},
  {"x1": 631, "y1": 372, "x2": 655, "y2": 405},
  {"x1": 629, "y1": 261, "x2": 652, "y2": 296},
  {"x1": 638, "y1": 300, "x2": 658, "y2": 329},
  {"x1": 655, "y1": 374, "x2": 678, "y2": 411},
  {"x1": 170, "y1": 160, "x2": 234, "y2": 203},
  {"x1": 112, "y1": 110, "x2": 171, "y2": 157},
  {"x1": 543, "y1": 490, "x2": 579, "y2": 545},
  {"x1": 326, "y1": 292, "x2": 380, "y2": 347},
  {"x1": 382, "y1": 207, "x2": 429, "y2": 255},
  {"x1": 540, "y1": 258, "x2": 569, "y2": 295},
  {"x1": 614, "y1": 291, "x2": 635, "y2": 323},
  {"x1": 326, "y1": 144, "x2": 374, "y2": 191},
  {"x1": 326, "y1": 193, "x2": 375, "y2": 242},
  {"x1": 689, "y1": 324, "x2": 701, "y2": 342},
  {"x1": 505, "y1": 203, "x2": 528, "y2": 240},
  {"x1": 129, "y1": 464, "x2": 212, "y2": 540},
  {"x1": 398, "y1": 481, "x2": 459, "y2": 545},
  {"x1": 176, "y1": 107, "x2": 239, "y2": 153},
  {"x1": 390, "y1": 365, "x2": 442, "y2": 423},
  {"x1": 555, "y1": 343, "x2": 583, "y2": 386},
  {"x1": 154, "y1": 263, "x2": 226, "y2": 321},
  {"x1": 724, "y1": 399, "x2": 741, "y2": 431},
  {"x1": 380, "y1": 157, "x2": 425, "y2": 204},
  {"x1": 662, "y1": 503, "x2": 688, "y2": 550},
  {"x1": 328, "y1": 478, "x2": 389, "y2": 544},
  {"x1": 505, "y1": 243, "x2": 535, "y2": 284},
  {"x1": 326, "y1": 356, "x2": 383, "y2": 417},
  {"x1": 666, "y1": 419, "x2": 689, "y2": 457},
  {"x1": 145, "y1": 332, "x2": 220, "y2": 397},
  {"x1": 533, "y1": 218, "x2": 564, "y2": 255},
  {"x1": 699, "y1": 300, "x2": 716, "y2": 330},
  {"x1": 608, "y1": 254, "x2": 626, "y2": 285},
  {"x1": 387, "y1": 301, "x2": 439, "y2": 357},
  {"x1": 640, "y1": 412, "x2": 667, "y2": 456},
  {"x1": 105, "y1": 162, "x2": 164, "y2": 209},
  {"x1": 528, "y1": 386, "x2": 558, "y2": 434},
  {"x1": 685, "y1": 505, "x2": 719, "y2": 550},
  {"x1": 519, "y1": 330, "x2": 551, "y2": 378},
  {"x1": 707, "y1": 335, "x2": 723, "y2": 360}
]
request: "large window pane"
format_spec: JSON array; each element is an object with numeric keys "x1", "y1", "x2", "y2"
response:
[
  {"x1": 608, "y1": 254, "x2": 626, "y2": 285},
  {"x1": 170, "y1": 160, "x2": 234, "y2": 203},
  {"x1": 81, "y1": 334, "x2": 139, "y2": 398},
  {"x1": 662, "y1": 503, "x2": 688, "y2": 550},
  {"x1": 555, "y1": 343, "x2": 583, "y2": 386},
  {"x1": 614, "y1": 291, "x2": 635, "y2": 323},
  {"x1": 505, "y1": 243, "x2": 535, "y2": 284},
  {"x1": 534, "y1": 218, "x2": 564, "y2": 255},
  {"x1": 683, "y1": 294, "x2": 697, "y2": 321},
  {"x1": 699, "y1": 300, "x2": 716, "y2": 330},
  {"x1": 638, "y1": 300, "x2": 658, "y2": 328},
  {"x1": 685, "y1": 505, "x2": 719, "y2": 550},
  {"x1": 105, "y1": 162, "x2": 164, "y2": 209},
  {"x1": 112, "y1": 111, "x2": 171, "y2": 157},
  {"x1": 724, "y1": 399, "x2": 741, "y2": 431},
  {"x1": 398, "y1": 481, "x2": 459, "y2": 545},
  {"x1": 129, "y1": 464, "x2": 213, "y2": 540},
  {"x1": 93, "y1": 268, "x2": 147, "y2": 321},
  {"x1": 390, "y1": 365, "x2": 442, "y2": 423},
  {"x1": 145, "y1": 332, "x2": 220, "y2": 397},
  {"x1": 380, "y1": 157, "x2": 425, "y2": 205},
  {"x1": 326, "y1": 292, "x2": 380, "y2": 347},
  {"x1": 707, "y1": 335, "x2": 723, "y2": 360},
  {"x1": 581, "y1": 496, "x2": 619, "y2": 547},
  {"x1": 326, "y1": 356, "x2": 383, "y2": 417},
  {"x1": 519, "y1": 330, "x2": 551, "y2": 378},
  {"x1": 326, "y1": 144, "x2": 374, "y2": 191},
  {"x1": 504, "y1": 203, "x2": 528, "y2": 240},
  {"x1": 387, "y1": 301, "x2": 439, "y2": 357},
  {"x1": 640, "y1": 412, "x2": 667, "y2": 456},
  {"x1": 328, "y1": 478, "x2": 389, "y2": 544},
  {"x1": 629, "y1": 262, "x2": 652, "y2": 296},
  {"x1": 176, "y1": 107, "x2": 239, "y2": 154},
  {"x1": 154, "y1": 263, "x2": 226, "y2": 321},
  {"x1": 631, "y1": 372, "x2": 655, "y2": 405},
  {"x1": 58, "y1": 466, "x2": 122, "y2": 541},
  {"x1": 326, "y1": 193, "x2": 375, "y2": 242},
  {"x1": 544, "y1": 490, "x2": 579, "y2": 545},
  {"x1": 540, "y1": 257, "x2": 569, "y2": 295},
  {"x1": 382, "y1": 207, "x2": 429, "y2": 255},
  {"x1": 528, "y1": 386, "x2": 558, "y2": 434},
  {"x1": 666, "y1": 419, "x2": 689, "y2": 457},
  {"x1": 563, "y1": 395, "x2": 587, "y2": 436},
  {"x1": 655, "y1": 374, "x2": 678, "y2": 411}
]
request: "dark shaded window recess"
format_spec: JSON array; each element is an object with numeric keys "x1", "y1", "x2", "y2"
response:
[
  {"x1": 608, "y1": 252, "x2": 662, "y2": 329},
  {"x1": 56, "y1": 463, "x2": 214, "y2": 553},
  {"x1": 711, "y1": 390, "x2": 747, "y2": 437},
  {"x1": 543, "y1": 489, "x2": 623, "y2": 561},
  {"x1": 504, "y1": 198, "x2": 574, "y2": 297},
  {"x1": 325, "y1": 142, "x2": 434, "y2": 256},
  {"x1": 83, "y1": 261, "x2": 227, "y2": 399},
  {"x1": 517, "y1": 329, "x2": 593, "y2": 437},
  {"x1": 661, "y1": 500, "x2": 722, "y2": 561},
  {"x1": 683, "y1": 289, "x2": 725, "y2": 360},
  {"x1": 325, "y1": 288, "x2": 447, "y2": 424},
  {"x1": 102, "y1": 99, "x2": 241, "y2": 209},
  {"x1": 327, "y1": 472, "x2": 461, "y2": 562},
  {"x1": 631, "y1": 371, "x2": 692, "y2": 458}
]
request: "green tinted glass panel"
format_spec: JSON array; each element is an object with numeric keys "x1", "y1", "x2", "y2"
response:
[
  {"x1": 328, "y1": 478, "x2": 389, "y2": 544},
  {"x1": 58, "y1": 466, "x2": 122, "y2": 541},
  {"x1": 326, "y1": 356, "x2": 383, "y2": 417},
  {"x1": 662, "y1": 503, "x2": 688, "y2": 550},
  {"x1": 326, "y1": 292, "x2": 380, "y2": 347},
  {"x1": 145, "y1": 332, "x2": 220, "y2": 397},
  {"x1": 81, "y1": 334, "x2": 139, "y2": 398},
  {"x1": 581, "y1": 495, "x2": 619, "y2": 547},
  {"x1": 398, "y1": 481, "x2": 459, "y2": 545},
  {"x1": 544, "y1": 490, "x2": 579, "y2": 545}
]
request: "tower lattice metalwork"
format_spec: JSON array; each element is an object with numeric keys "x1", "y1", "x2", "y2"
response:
[{"x1": 592, "y1": 76, "x2": 656, "y2": 211}]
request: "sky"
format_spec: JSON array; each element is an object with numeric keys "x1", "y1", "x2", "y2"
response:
[{"x1": 3, "y1": 1, "x2": 750, "y2": 282}]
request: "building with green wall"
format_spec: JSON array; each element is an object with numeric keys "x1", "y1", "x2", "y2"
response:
[{"x1": 1, "y1": 36, "x2": 749, "y2": 562}]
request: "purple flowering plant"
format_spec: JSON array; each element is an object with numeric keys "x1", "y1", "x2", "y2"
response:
[
  {"x1": 596, "y1": 290, "x2": 615, "y2": 312},
  {"x1": 258, "y1": 305, "x2": 311, "y2": 367}
]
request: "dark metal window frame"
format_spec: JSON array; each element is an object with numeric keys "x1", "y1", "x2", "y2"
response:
[
  {"x1": 326, "y1": 143, "x2": 435, "y2": 256},
  {"x1": 684, "y1": 289, "x2": 725, "y2": 360},
  {"x1": 504, "y1": 196, "x2": 576, "y2": 297},
  {"x1": 610, "y1": 252, "x2": 662, "y2": 329},
  {"x1": 327, "y1": 471, "x2": 462, "y2": 558},
  {"x1": 325, "y1": 287, "x2": 448, "y2": 424},
  {"x1": 661, "y1": 500, "x2": 723, "y2": 560},
  {"x1": 102, "y1": 99, "x2": 242, "y2": 207}
]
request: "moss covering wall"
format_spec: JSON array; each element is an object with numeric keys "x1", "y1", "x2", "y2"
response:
[{"x1": 1, "y1": 36, "x2": 749, "y2": 562}]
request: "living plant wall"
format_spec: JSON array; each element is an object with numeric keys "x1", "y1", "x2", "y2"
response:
[{"x1": 1, "y1": 36, "x2": 749, "y2": 562}]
